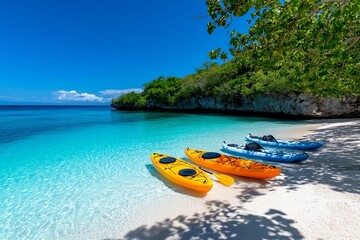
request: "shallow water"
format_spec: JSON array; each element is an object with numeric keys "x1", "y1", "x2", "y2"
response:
[{"x1": 0, "y1": 105, "x2": 307, "y2": 239}]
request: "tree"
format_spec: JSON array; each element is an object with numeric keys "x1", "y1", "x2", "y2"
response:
[
  {"x1": 112, "y1": 92, "x2": 146, "y2": 108},
  {"x1": 143, "y1": 76, "x2": 184, "y2": 105},
  {"x1": 206, "y1": 0, "x2": 360, "y2": 96}
]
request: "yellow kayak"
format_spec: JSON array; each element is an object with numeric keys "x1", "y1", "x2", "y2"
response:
[
  {"x1": 185, "y1": 148, "x2": 281, "y2": 179},
  {"x1": 151, "y1": 152, "x2": 213, "y2": 193}
]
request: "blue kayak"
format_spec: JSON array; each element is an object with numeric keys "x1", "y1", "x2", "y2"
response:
[
  {"x1": 221, "y1": 142, "x2": 309, "y2": 163},
  {"x1": 245, "y1": 134, "x2": 324, "y2": 150}
]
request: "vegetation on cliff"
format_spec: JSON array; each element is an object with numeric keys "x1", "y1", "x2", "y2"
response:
[{"x1": 113, "y1": 0, "x2": 359, "y2": 108}]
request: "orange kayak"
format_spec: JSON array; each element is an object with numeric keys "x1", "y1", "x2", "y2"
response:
[{"x1": 185, "y1": 148, "x2": 281, "y2": 179}]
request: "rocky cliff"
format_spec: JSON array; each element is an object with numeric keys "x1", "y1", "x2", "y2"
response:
[{"x1": 111, "y1": 93, "x2": 360, "y2": 118}]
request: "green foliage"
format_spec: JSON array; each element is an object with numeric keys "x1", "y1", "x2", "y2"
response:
[
  {"x1": 206, "y1": 0, "x2": 360, "y2": 97},
  {"x1": 143, "y1": 76, "x2": 184, "y2": 105},
  {"x1": 112, "y1": 92, "x2": 146, "y2": 108},
  {"x1": 176, "y1": 60, "x2": 241, "y2": 100}
]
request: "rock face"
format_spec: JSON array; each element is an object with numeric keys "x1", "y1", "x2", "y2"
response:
[{"x1": 112, "y1": 93, "x2": 360, "y2": 118}]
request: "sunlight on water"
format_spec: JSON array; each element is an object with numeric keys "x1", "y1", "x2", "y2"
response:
[{"x1": 0, "y1": 106, "x2": 305, "y2": 239}]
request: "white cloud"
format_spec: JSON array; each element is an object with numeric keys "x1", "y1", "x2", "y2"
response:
[
  {"x1": 52, "y1": 88, "x2": 143, "y2": 103},
  {"x1": 99, "y1": 88, "x2": 143, "y2": 98},
  {"x1": 53, "y1": 90, "x2": 105, "y2": 102}
]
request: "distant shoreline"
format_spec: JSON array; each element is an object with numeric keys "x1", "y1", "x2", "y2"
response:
[
  {"x1": 110, "y1": 104, "x2": 359, "y2": 120},
  {"x1": 0, "y1": 104, "x2": 110, "y2": 107}
]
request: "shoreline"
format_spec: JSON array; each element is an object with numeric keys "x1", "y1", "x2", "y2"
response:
[
  {"x1": 111, "y1": 106, "x2": 360, "y2": 120},
  {"x1": 117, "y1": 118, "x2": 360, "y2": 240}
]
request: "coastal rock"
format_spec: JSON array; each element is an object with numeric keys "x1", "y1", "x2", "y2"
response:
[
  {"x1": 239, "y1": 93, "x2": 360, "y2": 117},
  {"x1": 113, "y1": 93, "x2": 360, "y2": 118}
]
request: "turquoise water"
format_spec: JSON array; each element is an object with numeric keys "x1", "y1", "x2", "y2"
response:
[{"x1": 0, "y1": 106, "x2": 305, "y2": 239}]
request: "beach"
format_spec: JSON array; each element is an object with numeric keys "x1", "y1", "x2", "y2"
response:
[
  {"x1": 119, "y1": 118, "x2": 360, "y2": 240},
  {"x1": 1, "y1": 107, "x2": 359, "y2": 239}
]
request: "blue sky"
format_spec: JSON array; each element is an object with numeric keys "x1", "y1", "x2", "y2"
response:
[{"x1": 0, "y1": 0, "x2": 247, "y2": 104}]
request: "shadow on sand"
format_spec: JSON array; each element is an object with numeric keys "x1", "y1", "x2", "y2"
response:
[
  {"x1": 272, "y1": 119, "x2": 360, "y2": 194},
  {"x1": 109, "y1": 119, "x2": 359, "y2": 239},
  {"x1": 111, "y1": 201, "x2": 303, "y2": 240}
]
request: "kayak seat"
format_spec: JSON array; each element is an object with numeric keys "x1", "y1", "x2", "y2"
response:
[
  {"x1": 159, "y1": 157, "x2": 176, "y2": 164},
  {"x1": 179, "y1": 169, "x2": 197, "y2": 176},
  {"x1": 262, "y1": 135, "x2": 277, "y2": 142},
  {"x1": 202, "y1": 152, "x2": 221, "y2": 159},
  {"x1": 245, "y1": 142, "x2": 264, "y2": 152},
  {"x1": 227, "y1": 144, "x2": 238, "y2": 147}
]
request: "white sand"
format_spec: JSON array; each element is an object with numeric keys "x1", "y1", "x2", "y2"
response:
[{"x1": 113, "y1": 119, "x2": 360, "y2": 240}]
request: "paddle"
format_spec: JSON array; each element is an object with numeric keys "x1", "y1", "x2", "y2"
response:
[{"x1": 199, "y1": 167, "x2": 234, "y2": 186}]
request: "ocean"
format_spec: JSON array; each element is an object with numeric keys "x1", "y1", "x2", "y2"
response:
[{"x1": 0, "y1": 105, "x2": 306, "y2": 239}]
